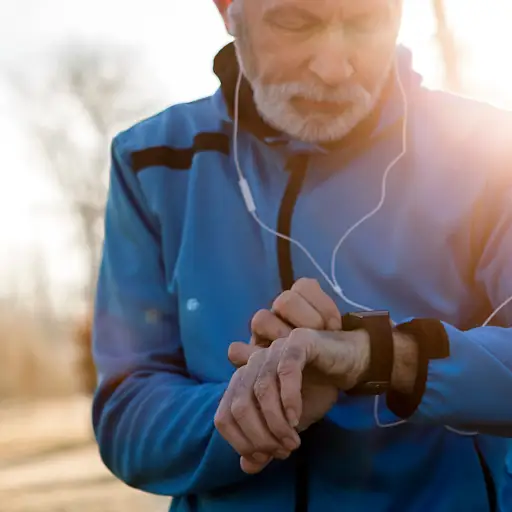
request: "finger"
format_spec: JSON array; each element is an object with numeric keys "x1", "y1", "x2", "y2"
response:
[
  {"x1": 228, "y1": 342, "x2": 260, "y2": 367},
  {"x1": 272, "y1": 290, "x2": 324, "y2": 329},
  {"x1": 214, "y1": 372, "x2": 260, "y2": 457},
  {"x1": 251, "y1": 309, "x2": 292, "y2": 346},
  {"x1": 240, "y1": 455, "x2": 273, "y2": 475},
  {"x1": 278, "y1": 331, "x2": 315, "y2": 427},
  {"x1": 216, "y1": 418, "x2": 259, "y2": 458},
  {"x1": 254, "y1": 341, "x2": 301, "y2": 451},
  {"x1": 231, "y1": 352, "x2": 284, "y2": 455},
  {"x1": 292, "y1": 278, "x2": 342, "y2": 331}
]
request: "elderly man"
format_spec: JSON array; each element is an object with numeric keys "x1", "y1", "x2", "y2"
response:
[{"x1": 92, "y1": 0, "x2": 512, "y2": 511}]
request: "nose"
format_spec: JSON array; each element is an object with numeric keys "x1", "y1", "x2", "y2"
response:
[{"x1": 308, "y1": 32, "x2": 354, "y2": 88}]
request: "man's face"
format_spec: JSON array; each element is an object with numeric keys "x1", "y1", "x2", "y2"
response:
[{"x1": 228, "y1": 0, "x2": 402, "y2": 143}]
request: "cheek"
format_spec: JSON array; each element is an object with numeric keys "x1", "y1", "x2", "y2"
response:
[
  {"x1": 252, "y1": 38, "x2": 306, "y2": 85},
  {"x1": 352, "y1": 44, "x2": 395, "y2": 91}
]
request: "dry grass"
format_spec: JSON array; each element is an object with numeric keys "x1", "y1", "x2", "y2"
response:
[
  {"x1": 0, "y1": 397, "x2": 170, "y2": 512},
  {"x1": 0, "y1": 309, "x2": 80, "y2": 398},
  {"x1": 0, "y1": 310, "x2": 169, "y2": 511}
]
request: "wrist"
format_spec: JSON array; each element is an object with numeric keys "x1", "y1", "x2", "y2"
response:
[
  {"x1": 353, "y1": 331, "x2": 371, "y2": 384},
  {"x1": 390, "y1": 332, "x2": 418, "y2": 394},
  {"x1": 386, "y1": 318, "x2": 449, "y2": 419},
  {"x1": 352, "y1": 329, "x2": 418, "y2": 394}
]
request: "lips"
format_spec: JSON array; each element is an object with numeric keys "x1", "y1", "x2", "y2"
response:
[{"x1": 290, "y1": 97, "x2": 351, "y2": 115}]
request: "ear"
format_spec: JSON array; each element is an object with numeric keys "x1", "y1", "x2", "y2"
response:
[
  {"x1": 214, "y1": 0, "x2": 235, "y2": 35},
  {"x1": 221, "y1": 11, "x2": 233, "y2": 35}
]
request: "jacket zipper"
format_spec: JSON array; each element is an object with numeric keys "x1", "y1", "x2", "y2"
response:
[
  {"x1": 275, "y1": 154, "x2": 310, "y2": 512},
  {"x1": 474, "y1": 439, "x2": 497, "y2": 512}
]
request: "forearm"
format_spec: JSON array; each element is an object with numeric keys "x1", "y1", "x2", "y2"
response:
[
  {"x1": 387, "y1": 323, "x2": 512, "y2": 435},
  {"x1": 390, "y1": 331, "x2": 418, "y2": 395},
  {"x1": 94, "y1": 372, "x2": 251, "y2": 496}
]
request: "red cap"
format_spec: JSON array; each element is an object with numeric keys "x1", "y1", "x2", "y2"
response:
[{"x1": 214, "y1": 0, "x2": 232, "y2": 12}]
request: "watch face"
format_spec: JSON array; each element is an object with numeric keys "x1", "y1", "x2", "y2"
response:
[
  {"x1": 346, "y1": 381, "x2": 389, "y2": 396},
  {"x1": 343, "y1": 311, "x2": 391, "y2": 331},
  {"x1": 350, "y1": 310, "x2": 389, "y2": 319}
]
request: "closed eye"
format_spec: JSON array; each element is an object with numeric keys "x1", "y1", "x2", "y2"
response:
[
  {"x1": 264, "y1": 7, "x2": 320, "y2": 34},
  {"x1": 270, "y1": 19, "x2": 317, "y2": 33}
]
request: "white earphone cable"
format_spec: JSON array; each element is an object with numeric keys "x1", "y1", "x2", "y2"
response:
[{"x1": 330, "y1": 65, "x2": 409, "y2": 311}]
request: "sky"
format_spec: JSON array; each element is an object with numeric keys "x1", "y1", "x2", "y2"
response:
[{"x1": 1, "y1": 0, "x2": 512, "y2": 311}]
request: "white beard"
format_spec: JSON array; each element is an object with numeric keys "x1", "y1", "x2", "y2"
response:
[{"x1": 252, "y1": 80, "x2": 380, "y2": 143}]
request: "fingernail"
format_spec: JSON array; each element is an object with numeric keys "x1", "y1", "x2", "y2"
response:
[
  {"x1": 283, "y1": 437, "x2": 299, "y2": 451},
  {"x1": 328, "y1": 317, "x2": 341, "y2": 330},
  {"x1": 286, "y1": 409, "x2": 299, "y2": 428},
  {"x1": 252, "y1": 452, "x2": 270, "y2": 463},
  {"x1": 274, "y1": 449, "x2": 291, "y2": 460}
]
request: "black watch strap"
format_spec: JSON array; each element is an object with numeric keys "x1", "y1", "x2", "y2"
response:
[
  {"x1": 386, "y1": 318, "x2": 450, "y2": 418},
  {"x1": 343, "y1": 311, "x2": 394, "y2": 396}
]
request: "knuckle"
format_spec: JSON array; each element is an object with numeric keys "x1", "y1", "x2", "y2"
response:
[
  {"x1": 231, "y1": 367, "x2": 245, "y2": 382},
  {"x1": 247, "y1": 350, "x2": 264, "y2": 366},
  {"x1": 272, "y1": 290, "x2": 295, "y2": 313},
  {"x1": 291, "y1": 327, "x2": 308, "y2": 338},
  {"x1": 214, "y1": 411, "x2": 228, "y2": 431},
  {"x1": 290, "y1": 327, "x2": 317, "y2": 344},
  {"x1": 277, "y1": 359, "x2": 297, "y2": 377},
  {"x1": 250, "y1": 309, "x2": 271, "y2": 332},
  {"x1": 272, "y1": 336, "x2": 287, "y2": 349},
  {"x1": 227, "y1": 343, "x2": 240, "y2": 362},
  {"x1": 292, "y1": 277, "x2": 319, "y2": 292},
  {"x1": 253, "y1": 375, "x2": 272, "y2": 402},
  {"x1": 231, "y1": 399, "x2": 250, "y2": 421}
]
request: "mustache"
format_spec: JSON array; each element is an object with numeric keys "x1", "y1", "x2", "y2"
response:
[{"x1": 257, "y1": 81, "x2": 372, "y2": 104}]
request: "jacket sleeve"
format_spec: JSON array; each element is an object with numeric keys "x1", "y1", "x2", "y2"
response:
[
  {"x1": 392, "y1": 174, "x2": 512, "y2": 436},
  {"x1": 92, "y1": 136, "x2": 249, "y2": 496}
]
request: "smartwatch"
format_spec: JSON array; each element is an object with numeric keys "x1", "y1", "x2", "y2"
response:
[{"x1": 343, "y1": 310, "x2": 394, "y2": 396}]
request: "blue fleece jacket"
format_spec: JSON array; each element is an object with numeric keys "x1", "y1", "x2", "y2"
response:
[{"x1": 92, "y1": 45, "x2": 512, "y2": 511}]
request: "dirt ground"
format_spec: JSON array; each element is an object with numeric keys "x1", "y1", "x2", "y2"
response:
[{"x1": 0, "y1": 396, "x2": 170, "y2": 512}]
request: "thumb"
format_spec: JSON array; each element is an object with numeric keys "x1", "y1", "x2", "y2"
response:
[{"x1": 228, "y1": 342, "x2": 260, "y2": 367}]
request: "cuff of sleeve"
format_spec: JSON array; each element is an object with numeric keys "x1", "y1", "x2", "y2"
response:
[{"x1": 386, "y1": 319, "x2": 450, "y2": 419}]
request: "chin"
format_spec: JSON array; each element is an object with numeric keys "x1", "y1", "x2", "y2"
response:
[
  {"x1": 265, "y1": 109, "x2": 363, "y2": 144},
  {"x1": 294, "y1": 118, "x2": 357, "y2": 143},
  {"x1": 256, "y1": 94, "x2": 370, "y2": 144}
]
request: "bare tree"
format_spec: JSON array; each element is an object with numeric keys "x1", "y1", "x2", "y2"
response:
[
  {"x1": 432, "y1": 0, "x2": 462, "y2": 92},
  {"x1": 7, "y1": 41, "x2": 162, "y2": 304}
]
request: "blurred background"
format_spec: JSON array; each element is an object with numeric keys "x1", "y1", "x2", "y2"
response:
[{"x1": 0, "y1": 0, "x2": 511, "y2": 510}]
